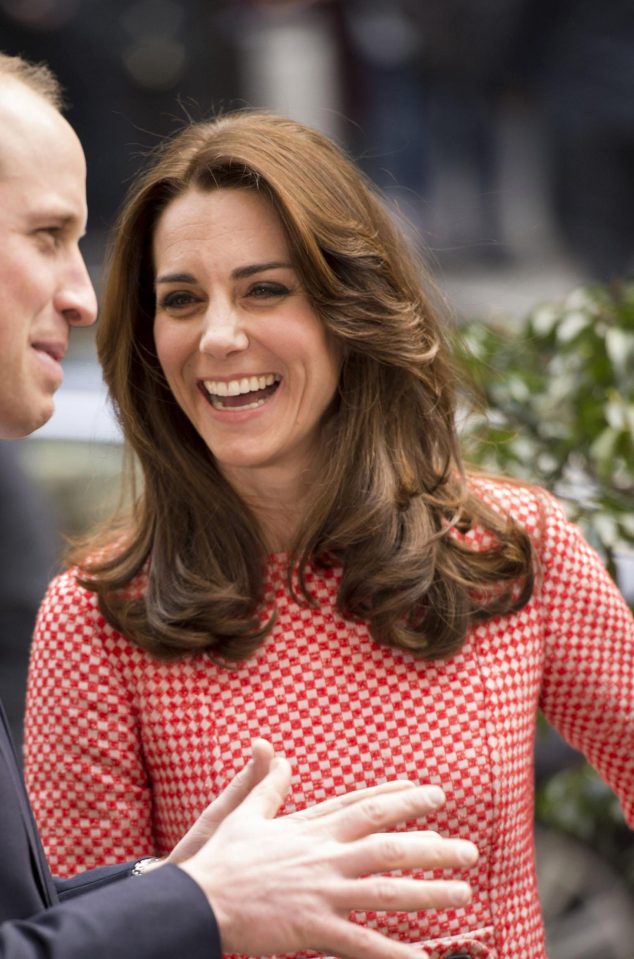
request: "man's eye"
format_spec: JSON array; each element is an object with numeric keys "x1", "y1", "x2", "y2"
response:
[{"x1": 36, "y1": 227, "x2": 62, "y2": 247}]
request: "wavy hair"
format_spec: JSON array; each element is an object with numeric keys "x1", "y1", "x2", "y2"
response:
[{"x1": 74, "y1": 110, "x2": 533, "y2": 660}]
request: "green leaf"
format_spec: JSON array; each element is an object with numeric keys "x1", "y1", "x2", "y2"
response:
[
  {"x1": 556, "y1": 310, "x2": 592, "y2": 343},
  {"x1": 458, "y1": 281, "x2": 634, "y2": 561}
]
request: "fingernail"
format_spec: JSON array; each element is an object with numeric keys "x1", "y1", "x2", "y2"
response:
[
  {"x1": 449, "y1": 882, "x2": 471, "y2": 906},
  {"x1": 458, "y1": 841, "x2": 478, "y2": 866},
  {"x1": 424, "y1": 785, "x2": 445, "y2": 806}
]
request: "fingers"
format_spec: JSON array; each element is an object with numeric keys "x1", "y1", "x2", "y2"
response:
[
  {"x1": 312, "y1": 916, "x2": 430, "y2": 959},
  {"x1": 328, "y1": 785, "x2": 446, "y2": 842},
  {"x1": 331, "y1": 876, "x2": 472, "y2": 913},
  {"x1": 165, "y1": 742, "x2": 277, "y2": 863},
  {"x1": 249, "y1": 738, "x2": 275, "y2": 783},
  {"x1": 196, "y1": 742, "x2": 274, "y2": 828},
  {"x1": 236, "y1": 754, "x2": 293, "y2": 819},
  {"x1": 295, "y1": 780, "x2": 418, "y2": 822},
  {"x1": 172, "y1": 744, "x2": 289, "y2": 869},
  {"x1": 340, "y1": 832, "x2": 479, "y2": 877}
]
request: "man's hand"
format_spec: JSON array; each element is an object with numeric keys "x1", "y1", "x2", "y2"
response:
[
  {"x1": 179, "y1": 742, "x2": 478, "y2": 959},
  {"x1": 166, "y1": 739, "x2": 276, "y2": 865}
]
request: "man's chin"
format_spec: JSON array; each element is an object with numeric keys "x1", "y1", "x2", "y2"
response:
[{"x1": 0, "y1": 397, "x2": 55, "y2": 440}]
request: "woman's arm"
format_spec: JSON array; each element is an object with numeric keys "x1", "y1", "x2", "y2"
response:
[
  {"x1": 24, "y1": 569, "x2": 154, "y2": 876},
  {"x1": 538, "y1": 496, "x2": 634, "y2": 825}
]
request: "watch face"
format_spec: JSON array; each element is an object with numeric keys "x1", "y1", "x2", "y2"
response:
[{"x1": 132, "y1": 857, "x2": 161, "y2": 876}]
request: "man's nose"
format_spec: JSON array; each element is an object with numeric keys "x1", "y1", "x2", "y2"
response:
[{"x1": 55, "y1": 248, "x2": 98, "y2": 327}]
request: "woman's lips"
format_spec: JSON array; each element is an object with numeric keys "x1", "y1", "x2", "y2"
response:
[{"x1": 200, "y1": 374, "x2": 281, "y2": 411}]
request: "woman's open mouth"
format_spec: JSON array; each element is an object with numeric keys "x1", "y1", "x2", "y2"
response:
[{"x1": 201, "y1": 373, "x2": 281, "y2": 411}]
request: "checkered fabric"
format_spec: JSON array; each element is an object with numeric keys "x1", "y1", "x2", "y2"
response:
[{"x1": 25, "y1": 481, "x2": 634, "y2": 959}]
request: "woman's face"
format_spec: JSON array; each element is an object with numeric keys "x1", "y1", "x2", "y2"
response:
[{"x1": 152, "y1": 186, "x2": 341, "y2": 491}]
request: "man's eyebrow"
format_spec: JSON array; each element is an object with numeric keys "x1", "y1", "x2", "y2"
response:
[
  {"x1": 36, "y1": 210, "x2": 80, "y2": 226},
  {"x1": 155, "y1": 262, "x2": 294, "y2": 286},
  {"x1": 48, "y1": 214, "x2": 74, "y2": 227}
]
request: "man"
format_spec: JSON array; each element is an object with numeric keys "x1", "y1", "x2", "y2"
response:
[{"x1": 0, "y1": 52, "x2": 477, "y2": 959}]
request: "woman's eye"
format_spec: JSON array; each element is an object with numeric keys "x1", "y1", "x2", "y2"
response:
[
  {"x1": 248, "y1": 282, "x2": 289, "y2": 299},
  {"x1": 160, "y1": 291, "x2": 198, "y2": 310}
]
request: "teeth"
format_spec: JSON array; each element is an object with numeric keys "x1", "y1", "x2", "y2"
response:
[
  {"x1": 203, "y1": 373, "x2": 279, "y2": 397},
  {"x1": 209, "y1": 396, "x2": 267, "y2": 412}
]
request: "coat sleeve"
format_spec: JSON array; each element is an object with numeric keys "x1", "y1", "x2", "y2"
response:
[
  {"x1": 54, "y1": 861, "x2": 135, "y2": 900},
  {"x1": 0, "y1": 865, "x2": 218, "y2": 959},
  {"x1": 24, "y1": 570, "x2": 155, "y2": 877},
  {"x1": 537, "y1": 495, "x2": 634, "y2": 826}
]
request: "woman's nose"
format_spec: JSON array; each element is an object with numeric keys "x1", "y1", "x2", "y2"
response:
[{"x1": 198, "y1": 305, "x2": 249, "y2": 357}]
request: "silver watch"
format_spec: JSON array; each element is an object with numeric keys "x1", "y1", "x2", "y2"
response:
[{"x1": 131, "y1": 856, "x2": 162, "y2": 876}]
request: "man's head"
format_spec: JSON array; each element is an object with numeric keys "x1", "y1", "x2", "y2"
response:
[{"x1": 0, "y1": 53, "x2": 97, "y2": 439}]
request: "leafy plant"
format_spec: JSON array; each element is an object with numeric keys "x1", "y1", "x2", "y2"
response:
[
  {"x1": 535, "y1": 761, "x2": 634, "y2": 885},
  {"x1": 455, "y1": 281, "x2": 634, "y2": 884},
  {"x1": 457, "y1": 282, "x2": 634, "y2": 578}
]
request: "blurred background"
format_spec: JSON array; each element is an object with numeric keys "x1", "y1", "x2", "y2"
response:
[{"x1": 1, "y1": 2, "x2": 633, "y2": 955}]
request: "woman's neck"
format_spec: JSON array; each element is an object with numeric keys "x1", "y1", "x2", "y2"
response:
[{"x1": 221, "y1": 461, "x2": 318, "y2": 552}]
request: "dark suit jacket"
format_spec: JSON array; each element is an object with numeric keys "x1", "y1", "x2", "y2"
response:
[{"x1": 0, "y1": 701, "x2": 219, "y2": 958}]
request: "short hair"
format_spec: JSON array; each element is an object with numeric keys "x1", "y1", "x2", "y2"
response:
[{"x1": 0, "y1": 52, "x2": 64, "y2": 110}]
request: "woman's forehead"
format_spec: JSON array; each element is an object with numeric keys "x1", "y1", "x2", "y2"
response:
[{"x1": 152, "y1": 187, "x2": 293, "y2": 270}]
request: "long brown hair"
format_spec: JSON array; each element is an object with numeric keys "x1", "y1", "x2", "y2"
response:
[{"x1": 74, "y1": 110, "x2": 533, "y2": 660}]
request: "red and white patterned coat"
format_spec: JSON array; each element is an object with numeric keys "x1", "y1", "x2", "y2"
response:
[{"x1": 24, "y1": 481, "x2": 634, "y2": 959}]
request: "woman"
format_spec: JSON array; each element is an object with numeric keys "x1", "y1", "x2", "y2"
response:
[{"x1": 25, "y1": 111, "x2": 634, "y2": 959}]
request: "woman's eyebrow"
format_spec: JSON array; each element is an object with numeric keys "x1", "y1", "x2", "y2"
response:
[
  {"x1": 155, "y1": 271, "x2": 197, "y2": 286},
  {"x1": 155, "y1": 262, "x2": 293, "y2": 286},
  {"x1": 232, "y1": 261, "x2": 293, "y2": 279}
]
